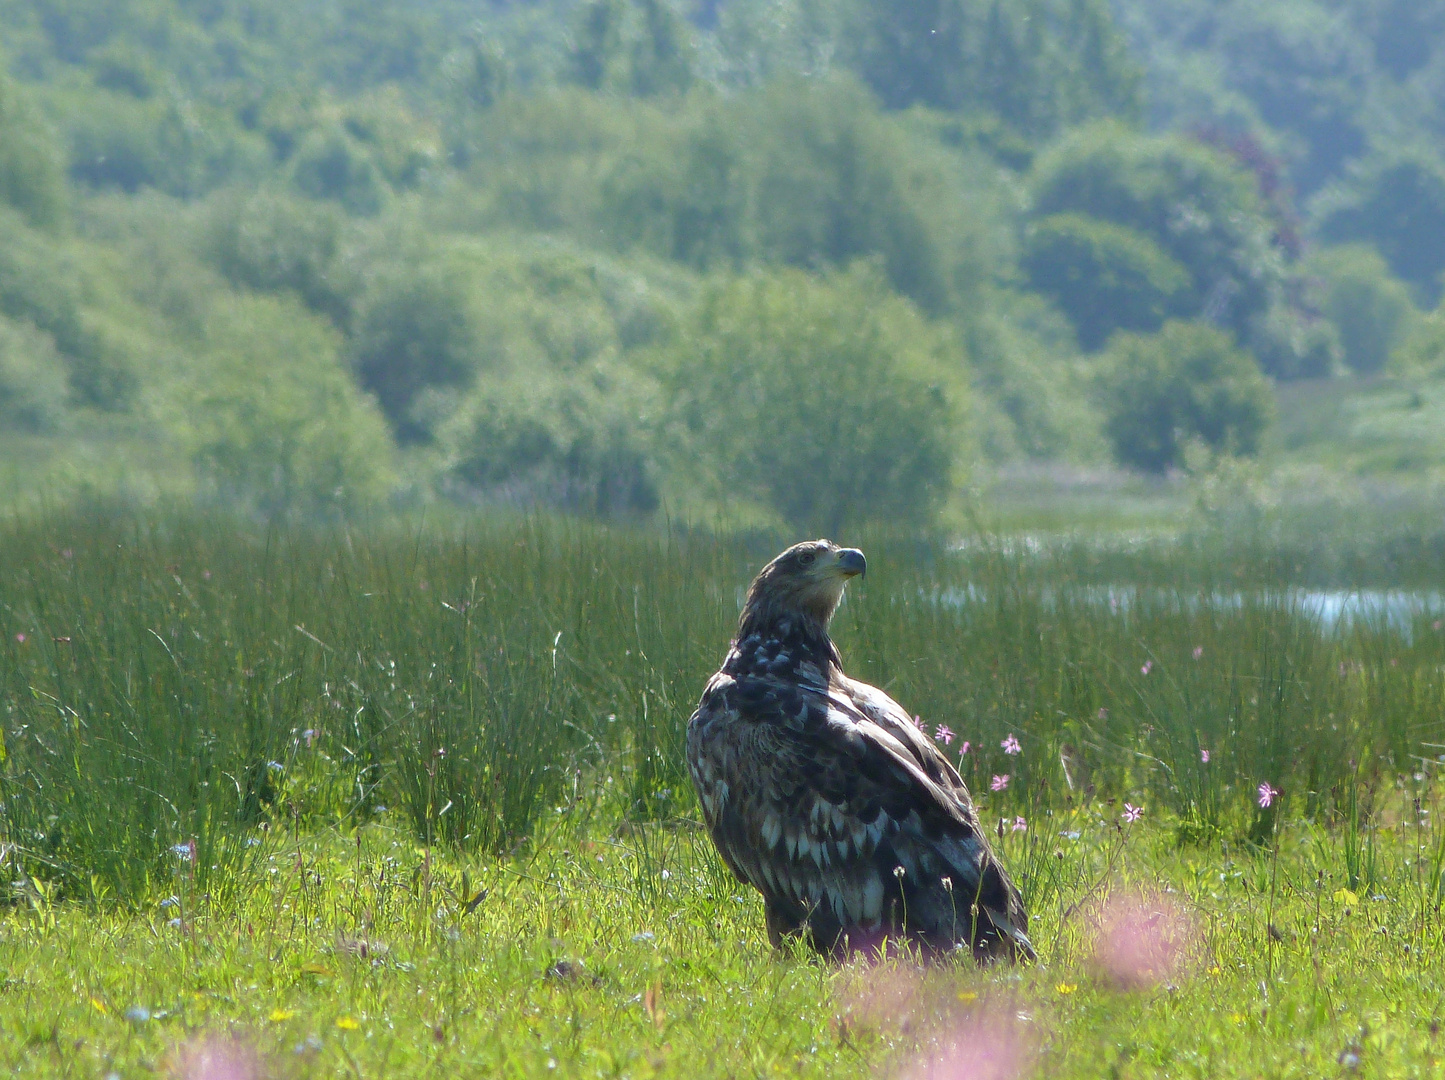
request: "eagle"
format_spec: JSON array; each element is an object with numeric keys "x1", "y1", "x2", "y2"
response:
[{"x1": 686, "y1": 539, "x2": 1034, "y2": 961}]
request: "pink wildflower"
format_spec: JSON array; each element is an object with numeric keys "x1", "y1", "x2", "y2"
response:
[
  {"x1": 1140, "y1": 660, "x2": 1153, "y2": 676},
  {"x1": 1257, "y1": 782, "x2": 1278, "y2": 809},
  {"x1": 1097, "y1": 707, "x2": 1108, "y2": 720},
  {"x1": 958, "y1": 741, "x2": 971, "y2": 756},
  {"x1": 934, "y1": 724, "x2": 955, "y2": 745},
  {"x1": 1192, "y1": 646, "x2": 1204, "y2": 660},
  {"x1": 991, "y1": 774, "x2": 1010, "y2": 792},
  {"x1": 1001, "y1": 733, "x2": 1021, "y2": 755},
  {"x1": 1123, "y1": 803, "x2": 1143, "y2": 823},
  {"x1": 13, "y1": 632, "x2": 24, "y2": 644},
  {"x1": 1200, "y1": 749, "x2": 1210, "y2": 764},
  {"x1": 1012, "y1": 816, "x2": 1027, "y2": 832}
]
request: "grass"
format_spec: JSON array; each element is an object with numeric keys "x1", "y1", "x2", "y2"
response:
[
  {"x1": 9, "y1": 806, "x2": 1445, "y2": 1077},
  {"x1": 5, "y1": 509, "x2": 1445, "y2": 1076}
]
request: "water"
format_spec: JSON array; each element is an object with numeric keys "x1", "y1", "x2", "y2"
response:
[{"x1": 934, "y1": 585, "x2": 1445, "y2": 636}]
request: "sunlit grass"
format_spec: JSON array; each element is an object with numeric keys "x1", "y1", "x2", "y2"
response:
[
  {"x1": 5, "y1": 510, "x2": 1445, "y2": 1075},
  {"x1": 7, "y1": 804, "x2": 1445, "y2": 1077}
]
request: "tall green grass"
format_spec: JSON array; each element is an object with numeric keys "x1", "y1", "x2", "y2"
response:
[{"x1": 2, "y1": 510, "x2": 1444, "y2": 904}]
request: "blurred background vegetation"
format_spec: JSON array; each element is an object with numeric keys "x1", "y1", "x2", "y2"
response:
[{"x1": 2, "y1": 0, "x2": 1445, "y2": 531}]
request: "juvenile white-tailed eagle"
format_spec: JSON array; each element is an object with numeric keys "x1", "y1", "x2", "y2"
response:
[{"x1": 686, "y1": 540, "x2": 1033, "y2": 961}]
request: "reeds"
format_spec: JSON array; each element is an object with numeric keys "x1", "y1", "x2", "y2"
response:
[{"x1": 2, "y1": 510, "x2": 1442, "y2": 902}]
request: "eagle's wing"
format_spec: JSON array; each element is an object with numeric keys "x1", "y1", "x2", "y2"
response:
[{"x1": 687, "y1": 672, "x2": 1032, "y2": 958}]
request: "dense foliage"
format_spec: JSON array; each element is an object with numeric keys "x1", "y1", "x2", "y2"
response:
[{"x1": 0, "y1": 0, "x2": 1441, "y2": 519}]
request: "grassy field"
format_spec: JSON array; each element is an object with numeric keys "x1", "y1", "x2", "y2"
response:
[{"x1": 4, "y1": 510, "x2": 1445, "y2": 1077}]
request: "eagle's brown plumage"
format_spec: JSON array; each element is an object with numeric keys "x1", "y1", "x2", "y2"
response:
[{"x1": 686, "y1": 540, "x2": 1033, "y2": 961}]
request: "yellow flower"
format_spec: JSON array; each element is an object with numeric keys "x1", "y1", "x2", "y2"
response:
[
  {"x1": 1055, "y1": 983, "x2": 1077, "y2": 995},
  {"x1": 957, "y1": 991, "x2": 978, "y2": 1003},
  {"x1": 1208, "y1": 966, "x2": 1222, "y2": 976},
  {"x1": 336, "y1": 1016, "x2": 361, "y2": 1031},
  {"x1": 1333, "y1": 888, "x2": 1359, "y2": 908},
  {"x1": 269, "y1": 1009, "x2": 295, "y2": 1022},
  {"x1": 1229, "y1": 1012, "x2": 1248, "y2": 1025},
  {"x1": 90, "y1": 998, "x2": 108, "y2": 1015}
]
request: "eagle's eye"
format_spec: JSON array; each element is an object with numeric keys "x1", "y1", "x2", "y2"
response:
[{"x1": 798, "y1": 551, "x2": 816, "y2": 566}]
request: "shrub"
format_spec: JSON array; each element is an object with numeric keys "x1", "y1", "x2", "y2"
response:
[
  {"x1": 1099, "y1": 320, "x2": 1274, "y2": 474},
  {"x1": 1302, "y1": 245, "x2": 1418, "y2": 375},
  {"x1": 656, "y1": 266, "x2": 962, "y2": 531},
  {"x1": 1021, "y1": 213, "x2": 1192, "y2": 350}
]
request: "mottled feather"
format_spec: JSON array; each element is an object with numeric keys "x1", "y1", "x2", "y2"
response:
[{"x1": 686, "y1": 540, "x2": 1034, "y2": 961}]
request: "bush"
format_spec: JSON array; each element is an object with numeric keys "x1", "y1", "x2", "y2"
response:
[
  {"x1": 0, "y1": 209, "x2": 134, "y2": 408},
  {"x1": 600, "y1": 77, "x2": 994, "y2": 314},
  {"x1": 191, "y1": 295, "x2": 394, "y2": 514},
  {"x1": 845, "y1": 0, "x2": 1141, "y2": 137},
  {"x1": 1302, "y1": 245, "x2": 1418, "y2": 375},
  {"x1": 566, "y1": 0, "x2": 696, "y2": 97},
  {"x1": 1021, "y1": 212, "x2": 1192, "y2": 350},
  {"x1": 1249, "y1": 299, "x2": 1343, "y2": 381},
  {"x1": 656, "y1": 266, "x2": 962, "y2": 531},
  {"x1": 1030, "y1": 123, "x2": 1282, "y2": 340},
  {"x1": 205, "y1": 188, "x2": 352, "y2": 322},
  {"x1": 440, "y1": 364, "x2": 661, "y2": 517},
  {"x1": 0, "y1": 316, "x2": 68, "y2": 432},
  {"x1": 1392, "y1": 306, "x2": 1445, "y2": 379},
  {"x1": 0, "y1": 76, "x2": 65, "y2": 230},
  {"x1": 1099, "y1": 320, "x2": 1274, "y2": 474},
  {"x1": 349, "y1": 258, "x2": 481, "y2": 442}
]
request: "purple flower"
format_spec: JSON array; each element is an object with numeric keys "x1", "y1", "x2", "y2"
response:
[
  {"x1": 991, "y1": 774, "x2": 1010, "y2": 792},
  {"x1": 1001, "y1": 734, "x2": 1021, "y2": 756},
  {"x1": 1257, "y1": 783, "x2": 1278, "y2": 809},
  {"x1": 958, "y1": 741, "x2": 971, "y2": 756},
  {"x1": 13, "y1": 632, "x2": 24, "y2": 644},
  {"x1": 1192, "y1": 646, "x2": 1204, "y2": 660},
  {"x1": 1012, "y1": 816, "x2": 1027, "y2": 832},
  {"x1": 935, "y1": 724, "x2": 955, "y2": 745},
  {"x1": 1200, "y1": 749, "x2": 1210, "y2": 764},
  {"x1": 1123, "y1": 803, "x2": 1143, "y2": 824},
  {"x1": 1140, "y1": 660, "x2": 1153, "y2": 676}
]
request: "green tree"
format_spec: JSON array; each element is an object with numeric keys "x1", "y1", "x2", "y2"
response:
[
  {"x1": 0, "y1": 315, "x2": 67, "y2": 433},
  {"x1": 1303, "y1": 245, "x2": 1418, "y2": 374},
  {"x1": 349, "y1": 260, "x2": 481, "y2": 443},
  {"x1": 205, "y1": 188, "x2": 352, "y2": 323},
  {"x1": 440, "y1": 364, "x2": 661, "y2": 517},
  {"x1": 1315, "y1": 152, "x2": 1445, "y2": 304},
  {"x1": 657, "y1": 266, "x2": 963, "y2": 531},
  {"x1": 600, "y1": 77, "x2": 996, "y2": 314},
  {"x1": 0, "y1": 75, "x2": 65, "y2": 230},
  {"x1": 1030, "y1": 122, "x2": 1283, "y2": 340},
  {"x1": 1021, "y1": 213, "x2": 1192, "y2": 349},
  {"x1": 845, "y1": 0, "x2": 1141, "y2": 137},
  {"x1": 565, "y1": 0, "x2": 696, "y2": 97},
  {"x1": 191, "y1": 295, "x2": 393, "y2": 514},
  {"x1": 1098, "y1": 319, "x2": 1274, "y2": 473}
]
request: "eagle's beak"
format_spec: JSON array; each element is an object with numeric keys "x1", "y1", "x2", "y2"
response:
[{"x1": 837, "y1": 548, "x2": 866, "y2": 578}]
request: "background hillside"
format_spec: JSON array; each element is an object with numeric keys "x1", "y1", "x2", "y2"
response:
[{"x1": 1, "y1": 0, "x2": 1444, "y2": 531}]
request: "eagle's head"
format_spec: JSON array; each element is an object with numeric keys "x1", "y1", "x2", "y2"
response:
[{"x1": 742, "y1": 539, "x2": 867, "y2": 630}]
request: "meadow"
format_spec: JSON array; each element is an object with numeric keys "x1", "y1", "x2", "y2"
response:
[{"x1": 4, "y1": 510, "x2": 1445, "y2": 1077}]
